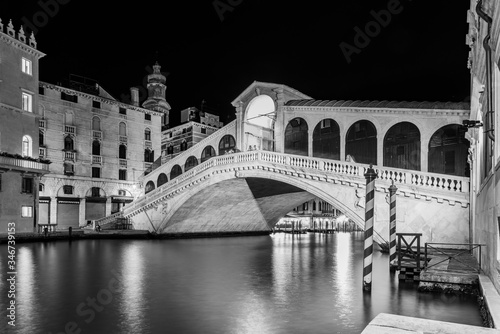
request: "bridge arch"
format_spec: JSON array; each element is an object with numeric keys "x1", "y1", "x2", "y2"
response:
[
  {"x1": 245, "y1": 94, "x2": 275, "y2": 129},
  {"x1": 428, "y1": 124, "x2": 469, "y2": 176},
  {"x1": 170, "y1": 164, "x2": 183, "y2": 180},
  {"x1": 345, "y1": 120, "x2": 377, "y2": 164},
  {"x1": 312, "y1": 118, "x2": 340, "y2": 160},
  {"x1": 185, "y1": 156, "x2": 199, "y2": 172},
  {"x1": 201, "y1": 145, "x2": 216, "y2": 163},
  {"x1": 157, "y1": 173, "x2": 168, "y2": 187},
  {"x1": 284, "y1": 117, "x2": 308, "y2": 156},
  {"x1": 145, "y1": 181, "x2": 155, "y2": 194},
  {"x1": 383, "y1": 121, "x2": 421, "y2": 171}
]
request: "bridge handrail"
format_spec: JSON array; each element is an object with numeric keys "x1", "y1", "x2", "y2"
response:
[
  {"x1": 121, "y1": 150, "x2": 470, "y2": 217},
  {"x1": 143, "y1": 120, "x2": 236, "y2": 181}
]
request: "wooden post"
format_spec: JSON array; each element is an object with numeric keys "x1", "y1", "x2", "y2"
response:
[
  {"x1": 389, "y1": 181, "x2": 398, "y2": 270},
  {"x1": 363, "y1": 164, "x2": 377, "y2": 291}
]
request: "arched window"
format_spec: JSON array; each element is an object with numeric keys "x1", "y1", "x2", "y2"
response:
[
  {"x1": 22, "y1": 135, "x2": 32, "y2": 157},
  {"x1": 92, "y1": 116, "x2": 101, "y2": 131},
  {"x1": 157, "y1": 173, "x2": 168, "y2": 187},
  {"x1": 92, "y1": 140, "x2": 100, "y2": 155},
  {"x1": 313, "y1": 118, "x2": 340, "y2": 160},
  {"x1": 145, "y1": 181, "x2": 155, "y2": 194},
  {"x1": 170, "y1": 164, "x2": 183, "y2": 180},
  {"x1": 201, "y1": 145, "x2": 216, "y2": 163},
  {"x1": 65, "y1": 112, "x2": 74, "y2": 125},
  {"x1": 144, "y1": 149, "x2": 154, "y2": 162},
  {"x1": 119, "y1": 144, "x2": 127, "y2": 159},
  {"x1": 180, "y1": 140, "x2": 188, "y2": 151},
  {"x1": 185, "y1": 156, "x2": 198, "y2": 172},
  {"x1": 218, "y1": 135, "x2": 236, "y2": 155},
  {"x1": 64, "y1": 135, "x2": 74, "y2": 151},
  {"x1": 384, "y1": 122, "x2": 420, "y2": 171},
  {"x1": 167, "y1": 145, "x2": 174, "y2": 155},
  {"x1": 428, "y1": 124, "x2": 469, "y2": 176},
  {"x1": 119, "y1": 122, "x2": 127, "y2": 136},
  {"x1": 144, "y1": 128, "x2": 151, "y2": 141},
  {"x1": 284, "y1": 117, "x2": 308, "y2": 156},
  {"x1": 346, "y1": 120, "x2": 377, "y2": 164}
]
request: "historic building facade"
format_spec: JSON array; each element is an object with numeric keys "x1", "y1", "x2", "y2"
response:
[
  {"x1": 466, "y1": 0, "x2": 500, "y2": 292},
  {"x1": 0, "y1": 19, "x2": 49, "y2": 232},
  {"x1": 38, "y1": 75, "x2": 163, "y2": 229},
  {"x1": 160, "y1": 106, "x2": 223, "y2": 166}
]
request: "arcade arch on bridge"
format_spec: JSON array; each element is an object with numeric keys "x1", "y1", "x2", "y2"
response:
[
  {"x1": 346, "y1": 120, "x2": 377, "y2": 164},
  {"x1": 285, "y1": 117, "x2": 308, "y2": 156},
  {"x1": 171, "y1": 164, "x2": 183, "y2": 180}
]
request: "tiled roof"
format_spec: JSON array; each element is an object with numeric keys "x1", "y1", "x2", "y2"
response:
[{"x1": 285, "y1": 99, "x2": 470, "y2": 110}]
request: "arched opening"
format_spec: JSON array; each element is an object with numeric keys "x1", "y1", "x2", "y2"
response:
[
  {"x1": 170, "y1": 164, "x2": 183, "y2": 180},
  {"x1": 145, "y1": 181, "x2": 155, "y2": 194},
  {"x1": 144, "y1": 128, "x2": 151, "y2": 141},
  {"x1": 157, "y1": 173, "x2": 168, "y2": 187},
  {"x1": 185, "y1": 156, "x2": 199, "y2": 172},
  {"x1": 313, "y1": 118, "x2": 340, "y2": 160},
  {"x1": 246, "y1": 95, "x2": 275, "y2": 129},
  {"x1": 384, "y1": 122, "x2": 421, "y2": 170},
  {"x1": 119, "y1": 144, "x2": 127, "y2": 159},
  {"x1": 346, "y1": 120, "x2": 377, "y2": 164},
  {"x1": 144, "y1": 148, "x2": 154, "y2": 162},
  {"x1": 22, "y1": 135, "x2": 32, "y2": 157},
  {"x1": 92, "y1": 140, "x2": 101, "y2": 155},
  {"x1": 428, "y1": 124, "x2": 469, "y2": 176},
  {"x1": 285, "y1": 117, "x2": 308, "y2": 156},
  {"x1": 92, "y1": 116, "x2": 101, "y2": 131},
  {"x1": 64, "y1": 135, "x2": 74, "y2": 151},
  {"x1": 219, "y1": 135, "x2": 236, "y2": 155},
  {"x1": 201, "y1": 145, "x2": 216, "y2": 163}
]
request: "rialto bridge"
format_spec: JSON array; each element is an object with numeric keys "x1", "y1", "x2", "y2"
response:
[{"x1": 98, "y1": 81, "x2": 471, "y2": 245}]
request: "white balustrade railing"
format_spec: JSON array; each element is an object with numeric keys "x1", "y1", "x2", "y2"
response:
[
  {"x1": 122, "y1": 150, "x2": 470, "y2": 217},
  {"x1": 0, "y1": 155, "x2": 50, "y2": 172}
]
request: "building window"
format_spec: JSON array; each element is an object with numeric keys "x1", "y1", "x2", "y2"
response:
[
  {"x1": 92, "y1": 116, "x2": 101, "y2": 130},
  {"x1": 145, "y1": 113, "x2": 151, "y2": 121},
  {"x1": 92, "y1": 101, "x2": 101, "y2": 109},
  {"x1": 61, "y1": 92, "x2": 78, "y2": 103},
  {"x1": 63, "y1": 185, "x2": 73, "y2": 194},
  {"x1": 92, "y1": 167, "x2": 101, "y2": 178},
  {"x1": 39, "y1": 183, "x2": 44, "y2": 192},
  {"x1": 21, "y1": 206, "x2": 33, "y2": 218},
  {"x1": 180, "y1": 141, "x2": 188, "y2": 151},
  {"x1": 39, "y1": 130, "x2": 45, "y2": 147},
  {"x1": 22, "y1": 135, "x2": 32, "y2": 157},
  {"x1": 92, "y1": 140, "x2": 100, "y2": 155},
  {"x1": 22, "y1": 57, "x2": 32, "y2": 75},
  {"x1": 64, "y1": 163, "x2": 74, "y2": 175},
  {"x1": 22, "y1": 92, "x2": 33, "y2": 112},
  {"x1": 39, "y1": 86, "x2": 45, "y2": 95},
  {"x1": 91, "y1": 187, "x2": 101, "y2": 197},
  {"x1": 201, "y1": 128, "x2": 206, "y2": 134},
  {"x1": 119, "y1": 122, "x2": 127, "y2": 136},
  {"x1": 22, "y1": 177, "x2": 33, "y2": 194},
  {"x1": 119, "y1": 107, "x2": 127, "y2": 115},
  {"x1": 119, "y1": 144, "x2": 127, "y2": 159},
  {"x1": 64, "y1": 135, "x2": 74, "y2": 151},
  {"x1": 144, "y1": 149, "x2": 154, "y2": 163},
  {"x1": 167, "y1": 145, "x2": 174, "y2": 155},
  {"x1": 145, "y1": 128, "x2": 151, "y2": 141},
  {"x1": 119, "y1": 169, "x2": 127, "y2": 180}
]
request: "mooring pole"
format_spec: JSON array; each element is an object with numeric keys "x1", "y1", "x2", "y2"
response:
[
  {"x1": 389, "y1": 180, "x2": 398, "y2": 270},
  {"x1": 363, "y1": 164, "x2": 377, "y2": 291}
]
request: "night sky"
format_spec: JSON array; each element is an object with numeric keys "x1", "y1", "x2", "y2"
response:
[{"x1": 1, "y1": 0, "x2": 471, "y2": 126}]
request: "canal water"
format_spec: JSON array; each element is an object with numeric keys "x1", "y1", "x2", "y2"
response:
[{"x1": 0, "y1": 232, "x2": 483, "y2": 334}]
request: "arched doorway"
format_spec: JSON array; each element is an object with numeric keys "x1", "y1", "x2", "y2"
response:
[
  {"x1": 346, "y1": 120, "x2": 377, "y2": 164},
  {"x1": 428, "y1": 124, "x2": 469, "y2": 176},
  {"x1": 313, "y1": 118, "x2": 340, "y2": 160},
  {"x1": 284, "y1": 117, "x2": 308, "y2": 156},
  {"x1": 384, "y1": 122, "x2": 420, "y2": 170}
]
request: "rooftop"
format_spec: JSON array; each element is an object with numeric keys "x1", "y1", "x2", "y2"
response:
[{"x1": 285, "y1": 99, "x2": 470, "y2": 110}]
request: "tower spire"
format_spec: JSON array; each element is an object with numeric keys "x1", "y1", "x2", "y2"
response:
[{"x1": 142, "y1": 62, "x2": 171, "y2": 128}]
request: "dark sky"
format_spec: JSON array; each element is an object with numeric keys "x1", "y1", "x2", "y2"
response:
[{"x1": 1, "y1": 0, "x2": 471, "y2": 126}]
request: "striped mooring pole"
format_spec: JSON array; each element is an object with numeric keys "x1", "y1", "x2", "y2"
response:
[
  {"x1": 363, "y1": 164, "x2": 377, "y2": 291},
  {"x1": 389, "y1": 180, "x2": 398, "y2": 270}
]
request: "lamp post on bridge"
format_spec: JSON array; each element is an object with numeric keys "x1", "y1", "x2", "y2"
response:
[{"x1": 363, "y1": 164, "x2": 377, "y2": 292}]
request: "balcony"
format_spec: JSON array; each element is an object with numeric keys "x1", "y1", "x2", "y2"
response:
[
  {"x1": 0, "y1": 155, "x2": 50, "y2": 173},
  {"x1": 119, "y1": 159, "x2": 127, "y2": 168},
  {"x1": 119, "y1": 135, "x2": 127, "y2": 143},
  {"x1": 145, "y1": 140, "x2": 152, "y2": 149},
  {"x1": 39, "y1": 119, "x2": 46, "y2": 128},
  {"x1": 39, "y1": 147, "x2": 46, "y2": 158},
  {"x1": 64, "y1": 125, "x2": 76, "y2": 135},
  {"x1": 64, "y1": 151, "x2": 76, "y2": 162},
  {"x1": 92, "y1": 130, "x2": 102, "y2": 140},
  {"x1": 92, "y1": 155, "x2": 102, "y2": 164}
]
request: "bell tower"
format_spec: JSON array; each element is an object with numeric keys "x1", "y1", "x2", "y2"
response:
[{"x1": 142, "y1": 62, "x2": 171, "y2": 128}]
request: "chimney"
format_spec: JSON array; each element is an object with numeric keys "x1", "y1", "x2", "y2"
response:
[{"x1": 130, "y1": 87, "x2": 139, "y2": 106}]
